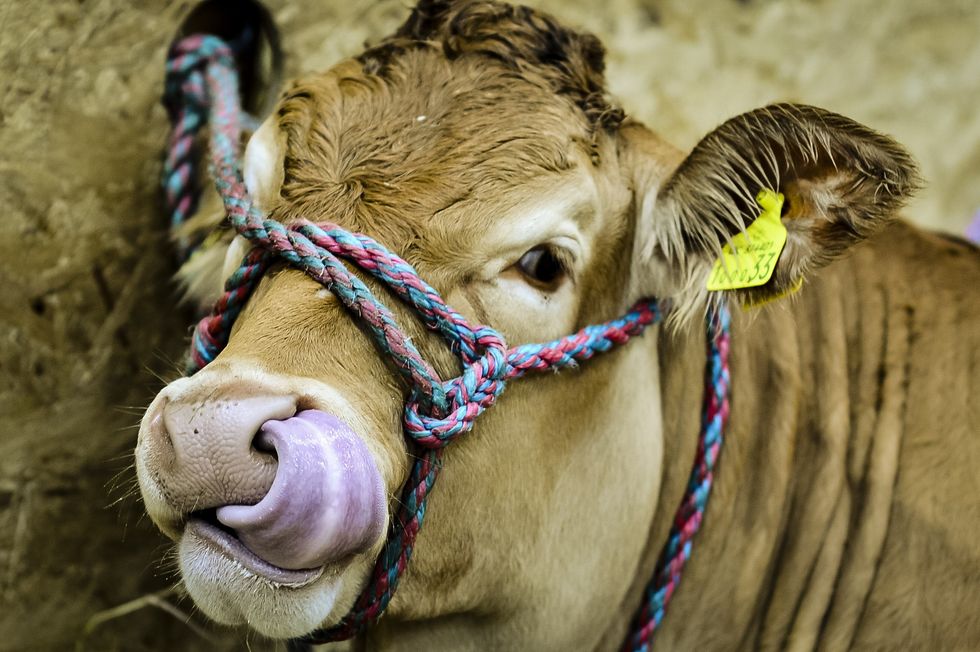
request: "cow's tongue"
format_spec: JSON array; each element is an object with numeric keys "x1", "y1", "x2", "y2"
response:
[{"x1": 215, "y1": 410, "x2": 386, "y2": 570}]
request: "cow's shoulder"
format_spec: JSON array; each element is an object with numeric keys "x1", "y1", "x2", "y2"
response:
[
  {"x1": 839, "y1": 219, "x2": 980, "y2": 649},
  {"x1": 719, "y1": 218, "x2": 980, "y2": 650},
  {"x1": 870, "y1": 218, "x2": 980, "y2": 297}
]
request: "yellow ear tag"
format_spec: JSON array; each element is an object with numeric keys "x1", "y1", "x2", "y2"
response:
[{"x1": 706, "y1": 189, "x2": 787, "y2": 291}]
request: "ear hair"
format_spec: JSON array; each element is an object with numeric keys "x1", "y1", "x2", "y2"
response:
[
  {"x1": 174, "y1": 118, "x2": 285, "y2": 311},
  {"x1": 173, "y1": 187, "x2": 232, "y2": 310},
  {"x1": 646, "y1": 103, "x2": 921, "y2": 323}
]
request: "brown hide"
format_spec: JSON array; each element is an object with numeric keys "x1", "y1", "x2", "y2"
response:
[{"x1": 606, "y1": 223, "x2": 980, "y2": 650}]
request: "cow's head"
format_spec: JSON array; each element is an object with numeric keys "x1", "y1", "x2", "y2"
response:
[{"x1": 137, "y1": 0, "x2": 917, "y2": 644}]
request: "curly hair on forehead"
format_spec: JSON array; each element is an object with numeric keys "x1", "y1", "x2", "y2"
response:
[{"x1": 358, "y1": 0, "x2": 625, "y2": 137}]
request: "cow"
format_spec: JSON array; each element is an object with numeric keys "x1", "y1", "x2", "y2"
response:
[{"x1": 136, "y1": 0, "x2": 980, "y2": 649}]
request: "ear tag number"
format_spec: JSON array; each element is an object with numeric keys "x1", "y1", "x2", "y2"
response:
[{"x1": 706, "y1": 189, "x2": 787, "y2": 291}]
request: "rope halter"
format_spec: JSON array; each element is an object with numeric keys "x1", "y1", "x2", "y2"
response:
[{"x1": 163, "y1": 34, "x2": 730, "y2": 649}]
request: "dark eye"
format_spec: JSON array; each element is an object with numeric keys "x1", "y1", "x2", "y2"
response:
[{"x1": 517, "y1": 247, "x2": 566, "y2": 287}]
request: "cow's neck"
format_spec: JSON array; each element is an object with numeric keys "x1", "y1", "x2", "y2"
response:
[{"x1": 602, "y1": 234, "x2": 910, "y2": 650}]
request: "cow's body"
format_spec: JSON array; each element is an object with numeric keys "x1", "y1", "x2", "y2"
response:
[
  {"x1": 357, "y1": 221, "x2": 980, "y2": 652},
  {"x1": 625, "y1": 222, "x2": 980, "y2": 651},
  {"x1": 137, "y1": 1, "x2": 980, "y2": 648}
]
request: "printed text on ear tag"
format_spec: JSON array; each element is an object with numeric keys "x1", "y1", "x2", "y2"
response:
[{"x1": 706, "y1": 189, "x2": 788, "y2": 291}]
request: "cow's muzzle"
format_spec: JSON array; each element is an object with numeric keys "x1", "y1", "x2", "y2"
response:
[{"x1": 136, "y1": 382, "x2": 386, "y2": 581}]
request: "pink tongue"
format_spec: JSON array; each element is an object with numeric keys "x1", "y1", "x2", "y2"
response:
[{"x1": 216, "y1": 410, "x2": 386, "y2": 570}]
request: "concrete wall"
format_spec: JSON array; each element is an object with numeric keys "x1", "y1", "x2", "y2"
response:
[{"x1": 0, "y1": 0, "x2": 975, "y2": 649}]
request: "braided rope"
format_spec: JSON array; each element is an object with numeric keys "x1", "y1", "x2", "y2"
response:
[
  {"x1": 163, "y1": 37, "x2": 210, "y2": 260},
  {"x1": 622, "y1": 307, "x2": 730, "y2": 652},
  {"x1": 163, "y1": 35, "x2": 731, "y2": 647}
]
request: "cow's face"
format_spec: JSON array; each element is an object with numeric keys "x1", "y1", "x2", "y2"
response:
[{"x1": 136, "y1": 0, "x2": 918, "y2": 643}]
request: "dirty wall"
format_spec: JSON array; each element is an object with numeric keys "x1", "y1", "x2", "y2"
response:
[{"x1": 0, "y1": 0, "x2": 976, "y2": 650}]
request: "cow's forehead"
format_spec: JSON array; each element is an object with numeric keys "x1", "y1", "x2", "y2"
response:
[{"x1": 266, "y1": 51, "x2": 596, "y2": 251}]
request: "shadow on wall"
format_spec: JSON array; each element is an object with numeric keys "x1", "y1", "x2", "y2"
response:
[{"x1": 0, "y1": 0, "x2": 975, "y2": 650}]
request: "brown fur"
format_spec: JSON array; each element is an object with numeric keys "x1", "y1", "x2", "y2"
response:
[
  {"x1": 612, "y1": 223, "x2": 980, "y2": 651},
  {"x1": 362, "y1": 0, "x2": 623, "y2": 136},
  {"x1": 149, "y1": 1, "x2": 980, "y2": 649}
]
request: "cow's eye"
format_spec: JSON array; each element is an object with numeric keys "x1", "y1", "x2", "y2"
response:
[{"x1": 516, "y1": 246, "x2": 566, "y2": 288}]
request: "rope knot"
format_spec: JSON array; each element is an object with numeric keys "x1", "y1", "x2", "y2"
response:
[{"x1": 403, "y1": 330, "x2": 509, "y2": 449}]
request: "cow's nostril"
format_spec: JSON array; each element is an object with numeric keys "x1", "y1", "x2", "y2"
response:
[
  {"x1": 146, "y1": 408, "x2": 175, "y2": 463},
  {"x1": 252, "y1": 428, "x2": 278, "y2": 459},
  {"x1": 144, "y1": 392, "x2": 295, "y2": 524}
]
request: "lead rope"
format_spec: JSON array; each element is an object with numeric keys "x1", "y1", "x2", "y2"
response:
[{"x1": 163, "y1": 35, "x2": 730, "y2": 649}]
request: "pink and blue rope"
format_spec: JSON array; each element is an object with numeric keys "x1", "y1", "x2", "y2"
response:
[
  {"x1": 623, "y1": 307, "x2": 730, "y2": 652},
  {"x1": 163, "y1": 35, "x2": 731, "y2": 647}
]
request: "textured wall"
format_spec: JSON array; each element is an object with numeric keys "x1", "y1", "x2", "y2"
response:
[{"x1": 0, "y1": 0, "x2": 976, "y2": 650}]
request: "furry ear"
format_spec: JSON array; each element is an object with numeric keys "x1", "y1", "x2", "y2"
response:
[
  {"x1": 175, "y1": 117, "x2": 286, "y2": 311},
  {"x1": 633, "y1": 103, "x2": 920, "y2": 319},
  {"x1": 172, "y1": 186, "x2": 233, "y2": 311}
]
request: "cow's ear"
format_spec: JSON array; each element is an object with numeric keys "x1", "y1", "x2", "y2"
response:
[
  {"x1": 630, "y1": 103, "x2": 920, "y2": 320},
  {"x1": 174, "y1": 117, "x2": 286, "y2": 311}
]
